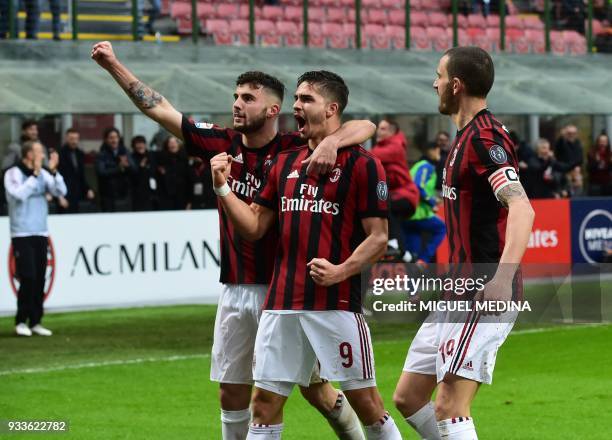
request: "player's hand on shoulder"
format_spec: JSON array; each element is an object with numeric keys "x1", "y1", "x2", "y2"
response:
[
  {"x1": 210, "y1": 153, "x2": 233, "y2": 188},
  {"x1": 91, "y1": 41, "x2": 118, "y2": 69},
  {"x1": 308, "y1": 257, "x2": 343, "y2": 287},
  {"x1": 303, "y1": 136, "x2": 338, "y2": 176}
]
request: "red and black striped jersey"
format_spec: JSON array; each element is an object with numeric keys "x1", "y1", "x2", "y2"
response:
[
  {"x1": 254, "y1": 145, "x2": 388, "y2": 312},
  {"x1": 181, "y1": 115, "x2": 305, "y2": 284},
  {"x1": 441, "y1": 109, "x2": 523, "y2": 298}
]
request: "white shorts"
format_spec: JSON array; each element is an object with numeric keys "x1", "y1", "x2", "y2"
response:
[
  {"x1": 253, "y1": 310, "x2": 377, "y2": 394},
  {"x1": 210, "y1": 284, "x2": 267, "y2": 384},
  {"x1": 403, "y1": 310, "x2": 517, "y2": 385}
]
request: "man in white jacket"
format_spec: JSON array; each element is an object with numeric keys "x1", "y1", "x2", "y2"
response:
[{"x1": 4, "y1": 140, "x2": 67, "y2": 337}]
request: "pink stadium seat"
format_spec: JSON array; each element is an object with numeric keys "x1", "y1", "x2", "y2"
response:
[
  {"x1": 284, "y1": 6, "x2": 302, "y2": 22},
  {"x1": 550, "y1": 30, "x2": 566, "y2": 55},
  {"x1": 320, "y1": 0, "x2": 339, "y2": 6},
  {"x1": 506, "y1": 28, "x2": 524, "y2": 41},
  {"x1": 303, "y1": 22, "x2": 326, "y2": 47},
  {"x1": 216, "y1": 3, "x2": 239, "y2": 20},
  {"x1": 307, "y1": 0, "x2": 325, "y2": 5},
  {"x1": 348, "y1": 8, "x2": 367, "y2": 23},
  {"x1": 506, "y1": 15, "x2": 523, "y2": 30},
  {"x1": 277, "y1": 20, "x2": 301, "y2": 46},
  {"x1": 427, "y1": 26, "x2": 449, "y2": 51},
  {"x1": 486, "y1": 14, "x2": 499, "y2": 28},
  {"x1": 457, "y1": 14, "x2": 468, "y2": 29},
  {"x1": 565, "y1": 31, "x2": 586, "y2": 55},
  {"x1": 363, "y1": 0, "x2": 381, "y2": 7},
  {"x1": 466, "y1": 27, "x2": 485, "y2": 38},
  {"x1": 342, "y1": 23, "x2": 367, "y2": 47},
  {"x1": 210, "y1": 29, "x2": 233, "y2": 45},
  {"x1": 161, "y1": 0, "x2": 171, "y2": 15},
  {"x1": 322, "y1": 22, "x2": 351, "y2": 48},
  {"x1": 327, "y1": 7, "x2": 347, "y2": 23},
  {"x1": 389, "y1": 10, "x2": 405, "y2": 26},
  {"x1": 467, "y1": 13, "x2": 486, "y2": 29},
  {"x1": 411, "y1": 11, "x2": 428, "y2": 28},
  {"x1": 205, "y1": 18, "x2": 228, "y2": 33},
  {"x1": 176, "y1": 18, "x2": 194, "y2": 34},
  {"x1": 511, "y1": 36, "x2": 530, "y2": 53},
  {"x1": 230, "y1": 19, "x2": 250, "y2": 45},
  {"x1": 196, "y1": 2, "x2": 215, "y2": 19},
  {"x1": 171, "y1": 2, "x2": 190, "y2": 19},
  {"x1": 485, "y1": 27, "x2": 500, "y2": 51},
  {"x1": 421, "y1": 0, "x2": 441, "y2": 12},
  {"x1": 592, "y1": 19, "x2": 604, "y2": 35},
  {"x1": 239, "y1": 4, "x2": 262, "y2": 19},
  {"x1": 525, "y1": 29, "x2": 545, "y2": 53},
  {"x1": 409, "y1": 0, "x2": 419, "y2": 9},
  {"x1": 382, "y1": 0, "x2": 403, "y2": 9},
  {"x1": 262, "y1": 6, "x2": 283, "y2": 22},
  {"x1": 411, "y1": 26, "x2": 431, "y2": 51},
  {"x1": 367, "y1": 9, "x2": 388, "y2": 25},
  {"x1": 386, "y1": 24, "x2": 406, "y2": 49},
  {"x1": 522, "y1": 15, "x2": 544, "y2": 30},
  {"x1": 308, "y1": 7, "x2": 325, "y2": 23},
  {"x1": 365, "y1": 24, "x2": 389, "y2": 49},
  {"x1": 428, "y1": 12, "x2": 448, "y2": 28},
  {"x1": 340, "y1": 0, "x2": 355, "y2": 7},
  {"x1": 446, "y1": 27, "x2": 471, "y2": 46}
]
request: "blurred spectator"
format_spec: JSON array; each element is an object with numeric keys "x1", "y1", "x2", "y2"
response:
[
  {"x1": 187, "y1": 156, "x2": 216, "y2": 210},
  {"x1": 130, "y1": 135, "x2": 158, "y2": 211},
  {"x1": 587, "y1": 133, "x2": 612, "y2": 196},
  {"x1": 58, "y1": 128, "x2": 95, "y2": 213},
  {"x1": 554, "y1": 124, "x2": 583, "y2": 171},
  {"x1": 567, "y1": 166, "x2": 584, "y2": 196},
  {"x1": 562, "y1": 0, "x2": 585, "y2": 33},
  {"x1": 434, "y1": 131, "x2": 451, "y2": 191},
  {"x1": 96, "y1": 127, "x2": 135, "y2": 212},
  {"x1": 156, "y1": 136, "x2": 190, "y2": 210},
  {"x1": 403, "y1": 144, "x2": 446, "y2": 266},
  {"x1": 473, "y1": 0, "x2": 491, "y2": 16},
  {"x1": 150, "y1": 127, "x2": 170, "y2": 151},
  {"x1": 526, "y1": 138, "x2": 569, "y2": 198},
  {"x1": 2, "y1": 120, "x2": 38, "y2": 170},
  {"x1": 371, "y1": 117, "x2": 419, "y2": 262}
]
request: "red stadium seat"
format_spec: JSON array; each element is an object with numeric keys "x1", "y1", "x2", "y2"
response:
[
  {"x1": 307, "y1": 0, "x2": 325, "y2": 5},
  {"x1": 411, "y1": 11, "x2": 428, "y2": 28},
  {"x1": 446, "y1": 27, "x2": 471, "y2": 46},
  {"x1": 382, "y1": 0, "x2": 403, "y2": 9},
  {"x1": 367, "y1": 9, "x2": 387, "y2": 25},
  {"x1": 302, "y1": 22, "x2": 326, "y2": 47},
  {"x1": 196, "y1": 2, "x2": 215, "y2": 20},
  {"x1": 277, "y1": 20, "x2": 302, "y2": 46},
  {"x1": 386, "y1": 24, "x2": 406, "y2": 49},
  {"x1": 421, "y1": 0, "x2": 441, "y2": 12},
  {"x1": 342, "y1": 23, "x2": 367, "y2": 47},
  {"x1": 467, "y1": 13, "x2": 486, "y2": 29},
  {"x1": 284, "y1": 6, "x2": 302, "y2": 22},
  {"x1": 322, "y1": 22, "x2": 351, "y2": 48},
  {"x1": 239, "y1": 4, "x2": 262, "y2": 19},
  {"x1": 550, "y1": 30, "x2": 566, "y2": 55},
  {"x1": 428, "y1": 12, "x2": 448, "y2": 28},
  {"x1": 171, "y1": 2, "x2": 190, "y2": 19},
  {"x1": 409, "y1": 0, "x2": 419, "y2": 9},
  {"x1": 506, "y1": 15, "x2": 524, "y2": 30},
  {"x1": 485, "y1": 27, "x2": 500, "y2": 51},
  {"x1": 466, "y1": 27, "x2": 485, "y2": 38},
  {"x1": 347, "y1": 8, "x2": 367, "y2": 23},
  {"x1": 365, "y1": 24, "x2": 390, "y2": 49},
  {"x1": 327, "y1": 7, "x2": 347, "y2": 23},
  {"x1": 522, "y1": 15, "x2": 544, "y2": 30},
  {"x1": 592, "y1": 19, "x2": 604, "y2": 35},
  {"x1": 427, "y1": 26, "x2": 450, "y2": 51},
  {"x1": 308, "y1": 7, "x2": 325, "y2": 23},
  {"x1": 320, "y1": 0, "x2": 339, "y2": 6},
  {"x1": 389, "y1": 10, "x2": 405, "y2": 26},
  {"x1": 216, "y1": 3, "x2": 239, "y2": 20},
  {"x1": 208, "y1": 23, "x2": 233, "y2": 45},
  {"x1": 506, "y1": 27, "x2": 524, "y2": 41},
  {"x1": 230, "y1": 19, "x2": 250, "y2": 45},
  {"x1": 256, "y1": 20, "x2": 279, "y2": 46},
  {"x1": 362, "y1": 0, "x2": 381, "y2": 8},
  {"x1": 486, "y1": 14, "x2": 499, "y2": 28},
  {"x1": 340, "y1": 0, "x2": 355, "y2": 7},
  {"x1": 412, "y1": 26, "x2": 431, "y2": 51},
  {"x1": 565, "y1": 31, "x2": 586, "y2": 55},
  {"x1": 262, "y1": 5, "x2": 283, "y2": 22},
  {"x1": 525, "y1": 29, "x2": 545, "y2": 53}
]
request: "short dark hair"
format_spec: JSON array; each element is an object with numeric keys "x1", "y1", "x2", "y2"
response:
[
  {"x1": 21, "y1": 140, "x2": 39, "y2": 158},
  {"x1": 444, "y1": 47, "x2": 494, "y2": 98},
  {"x1": 66, "y1": 127, "x2": 79, "y2": 135},
  {"x1": 297, "y1": 70, "x2": 349, "y2": 115},
  {"x1": 437, "y1": 131, "x2": 450, "y2": 139},
  {"x1": 236, "y1": 71, "x2": 285, "y2": 103},
  {"x1": 131, "y1": 135, "x2": 147, "y2": 149},
  {"x1": 21, "y1": 119, "x2": 37, "y2": 131},
  {"x1": 380, "y1": 116, "x2": 399, "y2": 134}
]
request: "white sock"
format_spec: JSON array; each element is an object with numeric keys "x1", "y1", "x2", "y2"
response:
[
  {"x1": 326, "y1": 392, "x2": 365, "y2": 440},
  {"x1": 405, "y1": 402, "x2": 441, "y2": 440},
  {"x1": 364, "y1": 412, "x2": 402, "y2": 440},
  {"x1": 437, "y1": 417, "x2": 477, "y2": 440},
  {"x1": 246, "y1": 423, "x2": 283, "y2": 440},
  {"x1": 221, "y1": 409, "x2": 250, "y2": 440}
]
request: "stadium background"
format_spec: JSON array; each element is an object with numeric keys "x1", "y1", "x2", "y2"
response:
[{"x1": 1, "y1": 0, "x2": 612, "y2": 438}]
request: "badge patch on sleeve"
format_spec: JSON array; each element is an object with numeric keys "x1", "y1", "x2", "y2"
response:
[
  {"x1": 376, "y1": 181, "x2": 388, "y2": 201},
  {"x1": 489, "y1": 145, "x2": 508, "y2": 164},
  {"x1": 195, "y1": 122, "x2": 214, "y2": 129}
]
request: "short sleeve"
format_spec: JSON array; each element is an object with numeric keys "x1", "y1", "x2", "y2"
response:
[
  {"x1": 469, "y1": 127, "x2": 520, "y2": 200},
  {"x1": 356, "y1": 156, "x2": 388, "y2": 219},
  {"x1": 254, "y1": 156, "x2": 279, "y2": 210},
  {"x1": 181, "y1": 114, "x2": 233, "y2": 159}
]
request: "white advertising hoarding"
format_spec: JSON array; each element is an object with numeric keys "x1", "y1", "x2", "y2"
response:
[{"x1": 0, "y1": 210, "x2": 223, "y2": 315}]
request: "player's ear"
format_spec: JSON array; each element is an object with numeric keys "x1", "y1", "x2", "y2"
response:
[
  {"x1": 267, "y1": 103, "x2": 281, "y2": 119},
  {"x1": 452, "y1": 77, "x2": 462, "y2": 95},
  {"x1": 326, "y1": 102, "x2": 339, "y2": 118}
]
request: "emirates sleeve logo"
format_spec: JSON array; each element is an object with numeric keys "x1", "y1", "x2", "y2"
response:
[{"x1": 8, "y1": 237, "x2": 56, "y2": 301}]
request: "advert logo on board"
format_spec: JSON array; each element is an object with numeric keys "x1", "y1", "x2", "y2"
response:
[
  {"x1": 8, "y1": 237, "x2": 56, "y2": 301},
  {"x1": 523, "y1": 199, "x2": 571, "y2": 264}
]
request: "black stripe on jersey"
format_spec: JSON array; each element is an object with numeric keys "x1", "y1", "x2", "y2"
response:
[
  {"x1": 302, "y1": 175, "x2": 331, "y2": 310},
  {"x1": 451, "y1": 129, "x2": 470, "y2": 263},
  {"x1": 326, "y1": 150, "x2": 359, "y2": 310},
  {"x1": 219, "y1": 210, "x2": 232, "y2": 282},
  {"x1": 268, "y1": 152, "x2": 300, "y2": 309},
  {"x1": 282, "y1": 158, "x2": 309, "y2": 310},
  {"x1": 364, "y1": 157, "x2": 379, "y2": 216}
]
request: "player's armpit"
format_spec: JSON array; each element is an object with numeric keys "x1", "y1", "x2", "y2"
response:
[{"x1": 496, "y1": 181, "x2": 529, "y2": 208}]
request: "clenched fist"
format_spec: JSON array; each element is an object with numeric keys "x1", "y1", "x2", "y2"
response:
[
  {"x1": 210, "y1": 153, "x2": 233, "y2": 188},
  {"x1": 91, "y1": 41, "x2": 118, "y2": 70}
]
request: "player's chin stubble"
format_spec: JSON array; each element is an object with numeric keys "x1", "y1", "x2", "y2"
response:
[
  {"x1": 438, "y1": 82, "x2": 459, "y2": 116},
  {"x1": 234, "y1": 109, "x2": 267, "y2": 134}
]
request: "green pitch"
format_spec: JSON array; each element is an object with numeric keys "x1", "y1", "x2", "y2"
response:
[{"x1": 1, "y1": 305, "x2": 611, "y2": 439}]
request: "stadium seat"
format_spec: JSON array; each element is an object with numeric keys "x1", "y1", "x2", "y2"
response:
[
  {"x1": 239, "y1": 4, "x2": 262, "y2": 19},
  {"x1": 565, "y1": 31, "x2": 586, "y2": 55},
  {"x1": 427, "y1": 26, "x2": 450, "y2": 51},
  {"x1": 389, "y1": 10, "x2": 405, "y2": 26},
  {"x1": 412, "y1": 26, "x2": 431, "y2": 51},
  {"x1": 327, "y1": 7, "x2": 347, "y2": 23},
  {"x1": 362, "y1": 0, "x2": 381, "y2": 8},
  {"x1": 171, "y1": 2, "x2": 190, "y2": 19},
  {"x1": 306, "y1": 0, "x2": 325, "y2": 5},
  {"x1": 230, "y1": 19, "x2": 250, "y2": 45},
  {"x1": 525, "y1": 29, "x2": 545, "y2": 53},
  {"x1": 523, "y1": 15, "x2": 544, "y2": 30},
  {"x1": 411, "y1": 11, "x2": 428, "y2": 28},
  {"x1": 365, "y1": 24, "x2": 390, "y2": 49},
  {"x1": 386, "y1": 24, "x2": 406, "y2": 49},
  {"x1": 382, "y1": 0, "x2": 403, "y2": 9},
  {"x1": 255, "y1": 20, "x2": 280, "y2": 46},
  {"x1": 592, "y1": 19, "x2": 604, "y2": 35},
  {"x1": 446, "y1": 27, "x2": 471, "y2": 46},
  {"x1": 216, "y1": 3, "x2": 239, "y2": 20},
  {"x1": 466, "y1": 27, "x2": 485, "y2": 38},
  {"x1": 421, "y1": 0, "x2": 441, "y2": 12},
  {"x1": 367, "y1": 9, "x2": 388, "y2": 25},
  {"x1": 551, "y1": 30, "x2": 566, "y2": 55},
  {"x1": 467, "y1": 13, "x2": 486, "y2": 29},
  {"x1": 342, "y1": 23, "x2": 367, "y2": 48},
  {"x1": 486, "y1": 14, "x2": 500, "y2": 28},
  {"x1": 485, "y1": 27, "x2": 500, "y2": 51},
  {"x1": 347, "y1": 8, "x2": 367, "y2": 23},
  {"x1": 176, "y1": 17, "x2": 194, "y2": 35},
  {"x1": 284, "y1": 6, "x2": 302, "y2": 22},
  {"x1": 455, "y1": 13, "x2": 468, "y2": 29},
  {"x1": 428, "y1": 12, "x2": 448, "y2": 28},
  {"x1": 303, "y1": 22, "x2": 326, "y2": 47},
  {"x1": 322, "y1": 22, "x2": 351, "y2": 49},
  {"x1": 506, "y1": 15, "x2": 524, "y2": 30},
  {"x1": 206, "y1": 20, "x2": 233, "y2": 45},
  {"x1": 320, "y1": 0, "x2": 339, "y2": 6},
  {"x1": 340, "y1": 0, "x2": 356, "y2": 7},
  {"x1": 196, "y1": 2, "x2": 215, "y2": 20},
  {"x1": 308, "y1": 7, "x2": 325, "y2": 23},
  {"x1": 506, "y1": 28, "x2": 524, "y2": 41},
  {"x1": 262, "y1": 5, "x2": 283, "y2": 22},
  {"x1": 277, "y1": 20, "x2": 302, "y2": 47}
]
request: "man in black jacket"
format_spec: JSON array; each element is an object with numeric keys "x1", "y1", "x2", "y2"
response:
[
  {"x1": 130, "y1": 135, "x2": 158, "y2": 211},
  {"x1": 58, "y1": 128, "x2": 95, "y2": 213},
  {"x1": 96, "y1": 127, "x2": 136, "y2": 212}
]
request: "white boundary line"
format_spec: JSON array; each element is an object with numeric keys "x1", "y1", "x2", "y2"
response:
[{"x1": 2, "y1": 323, "x2": 609, "y2": 377}]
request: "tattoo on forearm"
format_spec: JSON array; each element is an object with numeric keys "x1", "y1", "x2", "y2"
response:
[
  {"x1": 497, "y1": 183, "x2": 528, "y2": 207},
  {"x1": 126, "y1": 81, "x2": 163, "y2": 109}
]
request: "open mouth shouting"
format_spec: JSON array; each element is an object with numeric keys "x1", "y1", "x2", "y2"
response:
[{"x1": 294, "y1": 113, "x2": 307, "y2": 134}]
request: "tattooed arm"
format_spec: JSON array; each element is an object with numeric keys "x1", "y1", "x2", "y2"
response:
[{"x1": 91, "y1": 41, "x2": 182, "y2": 139}]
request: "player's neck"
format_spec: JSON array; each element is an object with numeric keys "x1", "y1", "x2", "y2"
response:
[
  {"x1": 308, "y1": 120, "x2": 341, "y2": 150},
  {"x1": 242, "y1": 126, "x2": 277, "y2": 149},
  {"x1": 452, "y1": 98, "x2": 488, "y2": 131}
]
